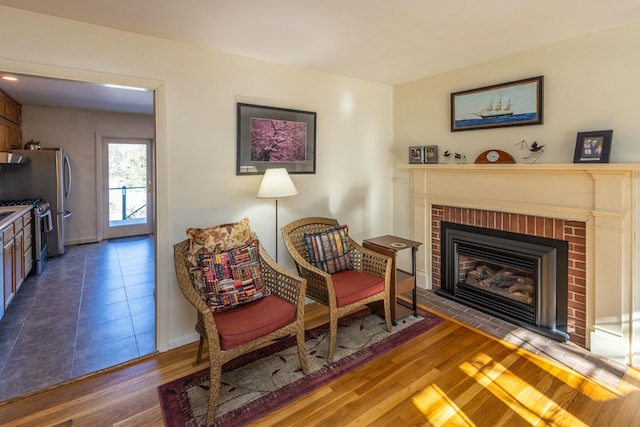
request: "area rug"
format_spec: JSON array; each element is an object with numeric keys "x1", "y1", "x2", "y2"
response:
[{"x1": 158, "y1": 307, "x2": 443, "y2": 427}]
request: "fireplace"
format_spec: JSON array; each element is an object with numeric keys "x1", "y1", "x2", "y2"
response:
[
  {"x1": 402, "y1": 163, "x2": 640, "y2": 365},
  {"x1": 437, "y1": 222, "x2": 569, "y2": 341}
]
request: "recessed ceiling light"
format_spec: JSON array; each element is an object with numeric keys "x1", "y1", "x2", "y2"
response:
[{"x1": 2, "y1": 76, "x2": 18, "y2": 82}]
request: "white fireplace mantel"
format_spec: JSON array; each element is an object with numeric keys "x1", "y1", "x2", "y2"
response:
[{"x1": 400, "y1": 163, "x2": 640, "y2": 366}]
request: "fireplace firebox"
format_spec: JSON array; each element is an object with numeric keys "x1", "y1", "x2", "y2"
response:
[{"x1": 437, "y1": 221, "x2": 569, "y2": 342}]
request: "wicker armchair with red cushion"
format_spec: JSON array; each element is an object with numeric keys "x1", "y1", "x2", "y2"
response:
[
  {"x1": 174, "y1": 222, "x2": 308, "y2": 425},
  {"x1": 281, "y1": 217, "x2": 392, "y2": 363}
]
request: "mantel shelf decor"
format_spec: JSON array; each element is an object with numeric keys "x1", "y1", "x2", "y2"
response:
[
  {"x1": 237, "y1": 103, "x2": 316, "y2": 175},
  {"x1": 573, "y1": 130, "x2": 612, "y2": 164}
]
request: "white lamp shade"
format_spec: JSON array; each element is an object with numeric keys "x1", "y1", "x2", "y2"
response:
[{"x1": 257, "y1": 168, "x2": 298, "y2": 199}]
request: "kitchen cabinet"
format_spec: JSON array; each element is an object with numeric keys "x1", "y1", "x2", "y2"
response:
[
  {"x1": 1, "y1": 208, "x2": 33, "y2": 311},
  {"x1": 0, "y1": 89, "x2": 22, "y2": 151},
  {"x1": 14, "y1": 228, "x2": 25, "y2": 292},
  {"x1": 3, "y1": 223, "x2": 15, "y2": 308},
  {"x1": 23, "y1": 216, "x2": 33, "y2": 278}
]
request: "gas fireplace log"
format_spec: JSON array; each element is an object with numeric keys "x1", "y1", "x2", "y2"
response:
[
  {"x1": 465, "y1": 276, "x2": 480, "y2": 286},
  {"x1": 479, "y1": 271, "x2": 514, "y2": 288},
  {"x1": 509, "y1": 283, "x2": 535, "y2": 294},
  {"x1": 510, "y1": 291, "x2": 533, "y2": 305},
  {"x1": 517, "y1": 276, "x2": 534, "y2": 286},
  {"x1": 466, "y1": 266, "x2": 494, "y2": 281}
]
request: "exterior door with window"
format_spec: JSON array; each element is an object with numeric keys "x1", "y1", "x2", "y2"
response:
[{"x1": 102, "y1": 138, "x2": 154, "y2": 238}]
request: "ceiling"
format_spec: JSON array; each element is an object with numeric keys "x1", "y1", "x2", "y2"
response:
[
  {"x1": 0, "y1": 75, "x2": 154, "y2": 115},
  {"x1": 1, "y1": 0, "x2": 640, "y2": 113}
]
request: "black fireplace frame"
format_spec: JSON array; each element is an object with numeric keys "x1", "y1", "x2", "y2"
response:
[{"x1": 437, "y1": 221, "x2": 569, "y2": 341}]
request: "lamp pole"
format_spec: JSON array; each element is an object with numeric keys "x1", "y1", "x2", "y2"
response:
[{"x1": 257, "y1": 168, "x2": 298, "y2": 262}]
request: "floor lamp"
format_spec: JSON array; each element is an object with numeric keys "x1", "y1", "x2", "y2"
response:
[{"x1": 257, "y1": 168, "x2": 298, "y2": 261}]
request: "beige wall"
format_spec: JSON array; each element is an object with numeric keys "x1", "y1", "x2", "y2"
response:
[
  {"x1": 393, "y1": 21, "x2": 640, "y2": 166},
  {"x1": 393, "y1": 21, "x2": 640, "y2": 362},
  {"x1": 393, "y1": 20, "x2": 640, "y2": 256},
  {"x1": 0, "y1": 7, "x2": 394, "y2": 350},
  {"x1": 21, "y1": 106, "x2": 155, "y2": 245}
]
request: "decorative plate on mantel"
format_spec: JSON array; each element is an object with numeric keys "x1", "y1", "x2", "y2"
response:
[{"x1": 474, "y1": 149, "x2": 516, "y2": 164}]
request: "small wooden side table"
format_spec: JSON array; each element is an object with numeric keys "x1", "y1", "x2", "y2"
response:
[{"x1": 363, "y1": 235, "x2": 422, "y2": 324}]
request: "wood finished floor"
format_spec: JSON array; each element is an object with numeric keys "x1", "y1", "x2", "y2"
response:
[{"x1": 1, "y1": 302, "x2": 639, "y2": 426}]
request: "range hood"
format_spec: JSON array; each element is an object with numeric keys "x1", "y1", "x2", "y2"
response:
[{"x1": 0, "y1": 152, "x2": 27, "y2": 164}]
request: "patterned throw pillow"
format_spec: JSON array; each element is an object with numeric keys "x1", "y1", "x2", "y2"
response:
[
  {"x1": 303, "y1": 225, "x2": 353, "y2": 274},
  {"x1": 186, "y1": 218, "x2": 252, "y2": 267},
  {"x1": 194, "y1": 239, "x2": 270, "y2": 312}
]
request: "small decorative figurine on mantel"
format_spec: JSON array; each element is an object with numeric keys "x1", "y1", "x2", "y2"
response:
[
  {"x1": 454, "y1": 153, "x2": 467, "y2": 163},
  {"x1": 517, "y1": 139, "x2": 545, "y2": 163},
  {"x1": 441, "y1": 150, "x2": 468, "y2": 164}
]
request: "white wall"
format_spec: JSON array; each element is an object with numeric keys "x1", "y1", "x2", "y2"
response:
[
  {"x1": 0, "y1": 7, "x2": 394, "y2": 350},
  {"x1": 21, "y1": 106, "x2": 155, "y2": 245},
  {"x1": 393, "y1": 20, "x2": 640, "y2": 253}
]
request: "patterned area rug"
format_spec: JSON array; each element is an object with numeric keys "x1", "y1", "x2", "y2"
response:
[{"x1": 158, "y1": 307, "x2": 443, "y2": 427}]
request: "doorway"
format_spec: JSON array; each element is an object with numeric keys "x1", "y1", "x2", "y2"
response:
[
  {"x1": 0, "y1": 68, "x2": 163, "y2": 403},
  {"x1": 100, "y1": 137, "x2": 154, "y2": 239}
]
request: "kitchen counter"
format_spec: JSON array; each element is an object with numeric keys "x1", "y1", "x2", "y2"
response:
[{"x1": 0, "y1": 205, "x2": 33, "y2": 231}]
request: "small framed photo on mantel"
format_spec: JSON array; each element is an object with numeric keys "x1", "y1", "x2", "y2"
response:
[
  {"x1": 409, "y1": 146, "x2": 424, "y2": 164},
  {"x1": 573, "y1": 130, "x2": 612, "y2": 163},
  {"x1": 409, "y1": 145, "x2": 439, "y2": 164},
  {"x1": 424, "y1": 145, "x2": 438, "y2": 163}
]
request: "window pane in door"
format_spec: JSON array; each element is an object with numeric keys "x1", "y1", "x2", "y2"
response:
[{"x1": 108, "y1": 143, "x2": 148, "y2": 226}]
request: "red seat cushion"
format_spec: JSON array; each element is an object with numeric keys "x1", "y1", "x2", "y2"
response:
[
  {"x1": 212, "y1": 294, "x2": 295, "y2": 350},
  {"x1": 331, "y1": 269, "x2": 385, "y2": 307}
]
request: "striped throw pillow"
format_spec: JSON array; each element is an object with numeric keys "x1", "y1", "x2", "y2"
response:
[
  {"x1": 303, "y1": 225, "x2": 353, "y2": 273},
  {"x1": 195, "y1": 239, "x2": 270, "y2": 312}
]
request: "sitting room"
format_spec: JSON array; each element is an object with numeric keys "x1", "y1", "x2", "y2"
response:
[{"x1": 1, "y1": 1, "x2": 640, "y2": 425}]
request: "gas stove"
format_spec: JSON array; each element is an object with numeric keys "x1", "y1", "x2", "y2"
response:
[{"x1": 0, "y1": 198, "x2": 50, "y2": 214}]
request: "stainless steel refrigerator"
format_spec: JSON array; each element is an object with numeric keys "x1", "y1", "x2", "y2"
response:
[{"x1": 0, "y1": 148, "x2": 71, "y2": 256}]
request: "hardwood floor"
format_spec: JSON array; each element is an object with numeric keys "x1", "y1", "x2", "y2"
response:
[{"x1": 1, "y1": 302, "x2": 639, "y2": 426}]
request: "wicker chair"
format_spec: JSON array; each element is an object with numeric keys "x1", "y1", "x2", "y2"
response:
[
  {"x1": 281, "y1": 217, "x2": 392, "y2": 363},
  {"x1": 173, "y1": 235, "x2": 309, "y2": 425}
]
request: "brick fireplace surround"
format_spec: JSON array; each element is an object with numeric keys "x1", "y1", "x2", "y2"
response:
[
  {"x1": 402, "y1": 163, "x2": 640, "y2": 366},
  {"x1": 431, "y1": 205, "x2": 586, "y2": 346}
]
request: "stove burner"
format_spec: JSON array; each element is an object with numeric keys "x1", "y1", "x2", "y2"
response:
[{"x1": 0, "y1": 198, "x2": 49, "y2": 213}]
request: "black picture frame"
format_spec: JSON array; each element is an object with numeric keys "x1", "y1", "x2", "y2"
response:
[
  {"x1": 237, "y1": 103, "x2": 316, "y2": 175},
  {"x1": 573, "y1": 130, "x2": 613, "y2": 163},
  {"x1": 451, "y1": 76, "x2": 544, "y2": 132}
]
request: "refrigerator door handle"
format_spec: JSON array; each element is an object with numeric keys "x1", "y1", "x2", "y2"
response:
[
  {"x1": 63, "y1": 210, "x2": 72, "y2": 218},
  {"x1": 64, "y1": 153, "x2": 72, "y2": 199}
]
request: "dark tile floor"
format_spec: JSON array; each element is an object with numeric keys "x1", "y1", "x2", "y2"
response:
[{"x1": 0, "y1": 235, "x2": 155, "y2": 402}]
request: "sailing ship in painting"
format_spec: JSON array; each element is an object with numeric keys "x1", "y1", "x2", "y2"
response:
[
  {"x1": 474, "y1": 95, "x2": 513, "y2": 119},
  {"x1": 452, "y1": 76, "x2": 542, "y2": 131}
]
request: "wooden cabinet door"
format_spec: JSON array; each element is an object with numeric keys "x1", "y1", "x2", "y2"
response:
[
  {"x1": 0, "y1": 121, "x2": 10, "y2": 152},
  {"x1": 9, "y1": 124, "x2": 22, "y2": 149},
  {"x1": 3, "y1": 239, "x2": 14, "y2": 309},
  {"x1": 14, "y1": 229, "x2": 24, "y2": 292},
  {"x1": 23, "y1": 219, "x2": 33, "y2": 278}
]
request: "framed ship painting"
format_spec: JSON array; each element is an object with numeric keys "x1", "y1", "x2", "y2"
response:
[
  {"x1": 451, "y1": 76, "x2": 543, "y2": 131},
  {"x1": 237, "y1": 103, "x2": 316, "y2": 175}
]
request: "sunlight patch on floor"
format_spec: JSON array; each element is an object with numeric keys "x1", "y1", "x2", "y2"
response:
[
  {"x1": 460, "y1": 352, "x2": 588, "y2": 427},
  {"x1": 412, "y1": 384, "x2": 475, "y2": 426}
]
